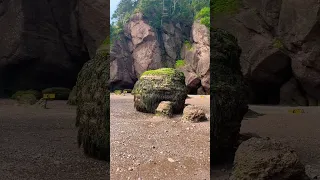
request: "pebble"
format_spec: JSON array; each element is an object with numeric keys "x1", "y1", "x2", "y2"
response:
[
  {"x1": 128, "y1": 167, "x2": 134, "y2": 171},
  {"x1": 168, "y1": 158, "x2": 175, "y2": 163}
]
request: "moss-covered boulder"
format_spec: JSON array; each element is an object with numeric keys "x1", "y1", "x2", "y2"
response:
[
  {"x1": 12, "y1": 90, "x2": 41, "y2": 100},
  {"x1": 67, "y1": 86, "x2": 77, "y2": 105},
  {"x1": 132, "y1": 68, "x2": 187, "y2": 114},
  {"x1": 211, "y1": 28, "x2": 249, "y2": 164},
  {"x1": 17, "y1": 94, "x2": 37, "y2": 105},
  {"x1": 75, "y1": 41, "x2": 109, "y2": 161},
  {"x1": 42, "y1": 87, "x2": 71, "y2": 100}
]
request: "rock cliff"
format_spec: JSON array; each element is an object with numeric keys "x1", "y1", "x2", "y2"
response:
[
  {"x1": 214, "y1": 0, "x2": 320, "y2": 105},
  {"x1": 0, "y1": 0, "x2": 108, "y2": 95},
  {"x1": 110, "y1": 13, "x2": 210, "y2": 94}
]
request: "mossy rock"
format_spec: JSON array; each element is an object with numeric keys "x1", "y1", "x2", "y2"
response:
[
  {"x1": 17, "y1": 94, "x2": 37, "y2": 105},
  {"x1": 211, "y1": 28, "x2": 249, "y2": 164},
  {"x1": 12, "y1": 90, "x2": 41, "y2": 100},
  {"x1": 67, "y1": 86, "x2": 77, "y2": 105},
  {"x1": 75, "y1": 41, "x2": 109, "y2": 161},
  {"x1": 42, "y1": 87, "x2": 71, "y2": 100},
  {"x1": 132, "y1": 68, "x2": 187, "y2": 114}
]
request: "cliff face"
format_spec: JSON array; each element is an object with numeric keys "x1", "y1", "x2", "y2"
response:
[
  {"x1": 110, "y1": 13, "x2": 210, "y2": 94},
  {"x1": 214, "y1": 0, "x2": 320, "y2": 106},
  {"x1": 0, "y1": 0, "x2": 108, "y2": 95}
]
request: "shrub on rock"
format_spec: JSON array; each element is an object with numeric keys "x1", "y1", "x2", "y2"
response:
[
  {"x1": 132, "y1": 68, "x2": 187, "y2": 114},
  {"x1": 75, "y1": 42, "x2": 109, "y2": 161},
  {"x1": 42, "y1": 87, "x2": 71, "y2": 100},
  {"x1": 230, "y1": 137, "x2": 310, "y2": 180},
  {"x1": 182, "y1": 105, "x2": 207, "y2": 123},
  {"x1": 211, "y1": 28, "x2": 249, "y2": 164}
]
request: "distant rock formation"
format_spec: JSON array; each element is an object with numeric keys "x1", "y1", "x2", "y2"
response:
[
  {"x1": 0, "y1": 0, "x2": 108, "y2": 95},
  {"x1": 214, "y1": 0, "x2": 320, "y2": 106},
  {"x1": 110, "y1": 12, "x2": 210, "y2": 94}
]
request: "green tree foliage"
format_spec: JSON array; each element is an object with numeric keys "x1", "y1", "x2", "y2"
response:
[
  {"x1": 212, "y1": 0, "x2": 240, "y2": 16},
  {"x1": 195, "y1": 6, "x2": 210, "y2": 28},
  {"x1": 110, "y1": 0, "x2": 209, "y2": 43}
]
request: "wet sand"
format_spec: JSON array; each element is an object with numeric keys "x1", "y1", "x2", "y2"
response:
[
  {"x1": 0, "y1": 99, "x2": 109, "y2": 180},
  {"x1": 110, "y1": 94, "x2": 210, "y2": 180}
]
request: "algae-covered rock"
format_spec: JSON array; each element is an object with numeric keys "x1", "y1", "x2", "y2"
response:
[
  {"x1": 132, "y1": 68, "x2": 187, "y2": 114},
  {"x1": 42, "y1": 87, "x2": 71, "y2": 100},
  {"x1": 12, "y1": 90, "x2": 41, "y2": 100},
  {"x1": 67, "y1": 86, "x2": 77, "y2": 105},
  {"x1": 18, "y1": 94, "x2": 37, "y2": 105},
  {"x1": 75, "y1": 41, "x2": 109, "y2": 161},
  {"x1": 211, "y1": 28, "x2": 249, "y2": 164}
]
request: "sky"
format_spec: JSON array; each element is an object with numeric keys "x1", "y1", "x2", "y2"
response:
[{"x1": 110, "y1": 0, "x2": 121, "y2": 23}]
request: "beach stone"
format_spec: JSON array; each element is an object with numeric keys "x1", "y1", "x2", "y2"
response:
[
  {"x1": 230, "y1": 137, "x2": 310, "y2": 180},
  {"x1": 182, "y1": 105, "x2": 207, "y2": 123},
  {"x1": 155, "y1": 101, "x2": 173, "y2": 118}
]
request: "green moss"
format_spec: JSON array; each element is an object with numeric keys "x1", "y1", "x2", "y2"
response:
[
  {"x1": 184, "y1": 41, "x2": 193, "y2": 50},
  {"x1": 273, "y1": 38, "x2": 284, "y2": 49},
  {"x1": 175, "y1": 60, "x2": 185, "y2": 68},
  {"x1": 114, "y1": 90, "x2": 122, "y2": 95},
  {"x1": 141, "y1": 68, "x2": 179, "y2": 77},
  {"x1": 212, "y1": 0, "x2": 240, "y2": 16}
]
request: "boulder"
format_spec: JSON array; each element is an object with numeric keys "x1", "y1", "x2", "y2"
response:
[
  {"x1": 211, "y1": 29, "x2": 249, "y2": 164},
  {"x1": 132, "y1": 68, "x2": 187, "y2": 114},
  {"x1": 17, "y1": 94, "x2": 37, "y2": 105},
  {"x1": 11, "y1": 90, "x2": 41, "y2": 100},
  {"x1": 181, "y1": 21, "x2": 210, "y2": 94},
  {"x1": 75, "y1": 40, "x2": 109, "y2": 161},
  {"x1": 155, "y1": 101, "x2": 173, "y2": 118},
  {"x1": 230, "y1": 137, "x2": 310, "y2": 180},
  {"x1": 182, "y1": 105, "x2": 207, "y2": 123}
]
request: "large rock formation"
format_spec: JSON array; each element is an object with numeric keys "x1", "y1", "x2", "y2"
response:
[
  {"x1": 0, "y1": 0, "x2": 108, "y2": 95},
  {"x1": 110, "y1": 13, "x2": 210, "y2": 94},
  {"x1": 181, "y1": 21, "x2": 210, "y2": 94},
  {"x1": 231, "y1": 137, "x2": 309, "y2": 180},
  {"x1": 75, "y1": 41, "x2": 109, "y2": 161},
  {"x1": 132, "y1": 68, "x2": 187, "y2": 114},
  {"x1": 211, "y1": 28, "x2": 248, "y2": 164},
  {"x1": 213, "y1": 0, "x2": 320, "y2": 105}
]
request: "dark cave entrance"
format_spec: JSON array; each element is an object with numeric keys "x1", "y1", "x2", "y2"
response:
[
  {"x1": 0, "y1": 51, "x2": 89, "y2": 97},
  {"x1": 249, "y1": 82, "x2": 281, "y2": 105}
]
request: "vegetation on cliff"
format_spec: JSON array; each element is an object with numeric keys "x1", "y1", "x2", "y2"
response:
[{"x1": 110, "y1": 0, "x2": 209, "y2": 46}]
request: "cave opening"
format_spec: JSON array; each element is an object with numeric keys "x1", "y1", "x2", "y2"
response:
[{"x1": 249, "y1": 82, "x2": 281, "y2": 105}]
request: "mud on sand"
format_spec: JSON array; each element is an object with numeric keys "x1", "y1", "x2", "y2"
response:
[
  {"x1": 110, "y1": 94, "x2": 210, "y2": 180},
  {"x1": 212, "y1": 105, "x2": 320, "y2": 180},
  {"x1": 0, "y1": 99, "x2": 109, "y2": 180}
]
